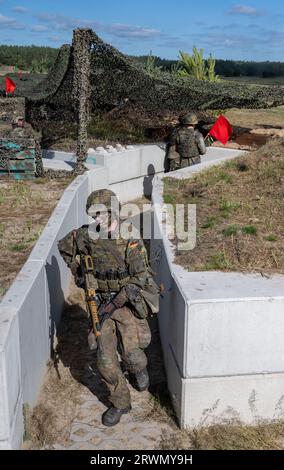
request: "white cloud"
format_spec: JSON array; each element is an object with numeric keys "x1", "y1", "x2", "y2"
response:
[
  {"x1": 0, "y1": 13, "x2": 14, "y2": 24},
  {"x1": 105, "y1": 23, "x2": 161, "y2": 39},
  {"x1": 12, "y1": 6, "x2": 29, "y2": 13},
  {"x1": 228, "y1": 4, "x2": 263, "y2": 16},
  {"x1": 34, "y1": 12, "x2": 162, "y2": 40},
  {"x1": 0, "y1": 12, "x2": 25, "y2": 29},
  {"x1": 48, "y1": 35, "x2": 61, "y2": 42},
  {"x1": 31, "y1": 24, "x2": 50, "y2": 32}
]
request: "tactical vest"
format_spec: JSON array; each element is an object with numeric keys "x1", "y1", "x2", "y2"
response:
[
  {"x1": 176, "y1": 128, "x2": 200, "y2": 160},
  {"x1": 90, "y1": 237, "x2": 130, "y2": 292},
  {"x1": 75, "y1": 228, "x2": 149, "y2": 293}
]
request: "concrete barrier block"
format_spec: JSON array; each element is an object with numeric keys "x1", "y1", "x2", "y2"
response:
[
  {"x1": 110, "y1": 173, "x2": 161, "y2": 202},
  {"x1": 104, "y1": 150, "x2": 141, "y2": 184},
  {"x1": 167, "y1": 345, "x2": 183, "y2": 426},
  {"x1": 185, "y1": 297, "x2": 284, "y2": 379},
  {"x1": 87, "y1": 167, "x2": 109, "y2": 193},
  {"x1": 182, "y1": 373, "x2": 284, "y2": 427},
  {"x1": 42, "y1": 150, "x2": 75, "y2": 162},
  {"x1": 2, "y1": 261, "x2": 48, "y2": 406},
  {"x1": 140, "y1": 145, "x2": 165, "y2": 175},
  {"x1": 0, "y1": 307, "x2": 23, "y2": 448}
]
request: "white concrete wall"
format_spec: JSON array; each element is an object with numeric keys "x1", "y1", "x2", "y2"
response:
[
  {"x1": 0, "y1": 166, "x2": 108, "y2": 449},
  {"x1": 151, "y1": 155, "x2": 284, "y2": 428},
  {"x1": 0, "y1": 144, "x2": 166, "y2": 449}
]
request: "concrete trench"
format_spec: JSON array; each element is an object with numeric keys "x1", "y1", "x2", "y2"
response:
[
  {"x1": 4, "y1": 144, "x2": 281, "y2": 449},
  {"x1": 31, "y1": 198, "x2": 174, "y2": 450}
]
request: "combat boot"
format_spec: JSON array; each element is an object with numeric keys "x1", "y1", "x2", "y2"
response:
[
  {"x1": 133, "y1": 368, "x2": 149, "y2": 391},
  {"x1": 102, "y1": 406, "x2": 131, "y2": 427}
]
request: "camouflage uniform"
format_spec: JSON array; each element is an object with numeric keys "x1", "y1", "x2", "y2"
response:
[
  {"x1": 58, "y1": 190, "x2": 158, "y2": 411},
  {"x1": 166, "y1": 112, "x2": 206, "y2": 172}
]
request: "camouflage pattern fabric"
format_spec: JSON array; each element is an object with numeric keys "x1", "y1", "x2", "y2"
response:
[
  {"x1": 96, "y1": 306, "x2": 151, "y2": 409},
  {"x1": 166, "y1": 126, "x2": 206, "y2": 171},
  {"x1": 58, "y1": 222, "x2": 155, "y2": 408}
]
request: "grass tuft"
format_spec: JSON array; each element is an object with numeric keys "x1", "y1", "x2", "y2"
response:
[
  {"x1": 242, "y1": 225, "x2": 257, "y2": 235},
  {"x1": 223, "y1": 225, "x2": 238, "y2": 237}
]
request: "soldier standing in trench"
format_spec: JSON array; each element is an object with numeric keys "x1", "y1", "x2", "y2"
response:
[
  {"x1": 165, "y1": 112, "x2": 206, "y2": 172},
  {"x1": 58, "y1": 189, "x2": 160, "y2": 426}
]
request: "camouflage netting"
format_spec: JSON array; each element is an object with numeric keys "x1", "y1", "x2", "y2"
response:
[
  {"x1": 0, "y1": 97, "x2": 25, "y2": 124},
  {"x1": 19, "y1": 28, "x2": 284, "y2": 169},
  {"x1": 90, "y1": 33, "x2": 284, "y2": 113},
  {"x1": 25, "y1": 44, "x2": 74, "y2": 124},
  {"x1": 26, "y1": 28, "x2": 284, "y2": 128}
]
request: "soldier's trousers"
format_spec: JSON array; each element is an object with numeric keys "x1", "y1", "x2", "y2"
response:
[
  {"x1": 169, "y1": 155, "x2": 201, "y2": 171},
  {"x1": 96, "y1": 306, "x2": 151, "y2": 409}
]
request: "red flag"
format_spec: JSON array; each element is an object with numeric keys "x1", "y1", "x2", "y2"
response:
[
  {"x1": 5, "y1": 76, "x2": 16, "y2": 94},
  {"x1": 209, "y1": 115, "x2": 233, "y2": 145}
]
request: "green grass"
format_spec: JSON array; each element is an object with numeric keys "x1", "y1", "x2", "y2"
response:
[
  {"x1": 223, "y1": 225, "x2": 238, "y2": 237},
  {"x1": 163, "y1": 194, "x2": 175, "y2": 204},
  {"x1": 202, "y1": 216, "x2": 217, "y2": 229},
  {"x1": 265, "y1": 234, "x2": 278, "y2": 242},
  {"x1": 0, "y1": 222, "x2": 4, "y2": 239},
  {"x1": 9, "y1": 242, "x2": 28, "y2": 252},
  {"x1": 218, "y1": 171, "x2": 233, "y2": 183},
  {"x1": 204, "y1": 251, "x2": 232, "y2": 270},
  {"x1": 242, "y1": 225, "x2": 257, "y2": 235},
  {"x1": 219, "y1": 198, "x2": 240, "y2": 218}
]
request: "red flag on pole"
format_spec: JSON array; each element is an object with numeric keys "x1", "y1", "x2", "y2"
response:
[
  {"x1": 5, "y1": 76, "x2": 16, "y2": 94},
  {"x1": 209, "y1": 115, "x2": 233, "y2": 145}
]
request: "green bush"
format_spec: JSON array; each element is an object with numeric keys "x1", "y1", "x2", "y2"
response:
[{"x1": 178, "y1": 47, "x2": 220, "y2": 82}]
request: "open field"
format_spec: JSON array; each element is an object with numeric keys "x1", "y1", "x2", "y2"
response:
[
  {"x1": 224, "y1": 105, "x2": 284, "y2": 130},
  {"x1": 0, "y1": 176, "x2": 73, "y2": 300},
  {"x1": 164, "y1": 138, "x2": 284, "y2": 274},
  {"x1": 222, "y1": 76, "x2": 284, "y2": 86}
]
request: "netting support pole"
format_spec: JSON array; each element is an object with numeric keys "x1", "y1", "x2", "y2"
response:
[{"x1": 72, "y1": 28, "x2": 93, "y2": 173}]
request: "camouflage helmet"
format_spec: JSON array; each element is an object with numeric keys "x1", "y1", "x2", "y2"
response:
[
  {"x1": 179, "y1": 112, "x2": 198, "y2": 126},
  {"x1": 86, "y1": 189, "x2": 120, "y2": 217}
]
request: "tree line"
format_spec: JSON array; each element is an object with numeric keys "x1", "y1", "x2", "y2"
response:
[
  {"x1": 0, "y1": 45, "x2": 58, "y2": 72},
  {"x1": 133, "y1": 55, "x2": 284, "y2": 78},
  {"x1": 0, "y1": 44, "x2": 283, "y2": 78}
]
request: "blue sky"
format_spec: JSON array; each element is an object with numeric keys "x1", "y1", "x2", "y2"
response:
[{"x1": 0, "y1": 1, "x2": 283, "y2": 61}]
